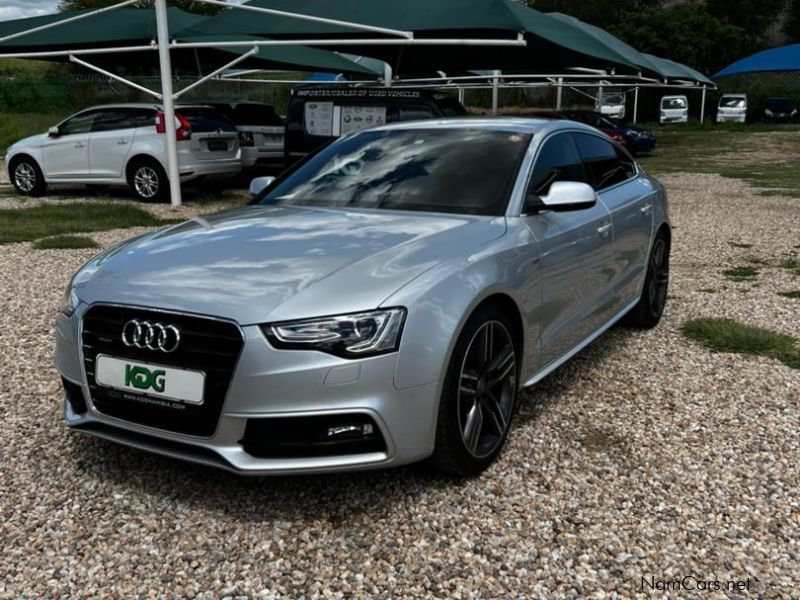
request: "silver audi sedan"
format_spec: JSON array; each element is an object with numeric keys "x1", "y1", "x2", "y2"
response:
[{"x1": 56, "y1": 118, "x2": 670, "y2": 476}]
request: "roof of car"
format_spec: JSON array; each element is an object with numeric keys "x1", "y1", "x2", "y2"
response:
[
  {"x1": 372, "y1": 117, "x2": 599, "y2": 136},
  {"x1": 75, "y1": 103, "x2": 221, "y2": 111}
]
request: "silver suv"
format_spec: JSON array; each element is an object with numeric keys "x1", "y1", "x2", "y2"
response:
[{"x1": 5, "y1": 103, "x2": 242, "y2": 202}]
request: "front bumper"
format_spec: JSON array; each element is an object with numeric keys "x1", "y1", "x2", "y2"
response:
[{"x1": 56, "y1": 305, "x2": 440, "y2": 475}]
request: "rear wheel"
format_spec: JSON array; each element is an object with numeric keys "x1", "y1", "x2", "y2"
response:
[
  {"x1": 430, "y1": 306, "x2": 519, "y2": 476},
  {"x1": 623, "y1": 230, "x2": 670, "y2": 329},
  {"x1": 10, "y1": 157, "x2": 47, "y2": 197},
  {"x1": 127, "y1": 158, "x2": 167, "y2": 203}
]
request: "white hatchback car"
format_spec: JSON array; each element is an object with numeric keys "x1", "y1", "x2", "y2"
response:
[{"x1": 5, "y1": 103, "x2": 242, "y2": 202}]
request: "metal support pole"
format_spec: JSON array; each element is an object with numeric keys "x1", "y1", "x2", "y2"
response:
[
  {"x1": 458, "y1": 87, "x2": 465, "y2": 104},
  {"x1": 556, "y1": 76, "x2": 563, "y2": 110},
  {"x1": 384, "y1": 63, "x2": 392, "y2": 87},
  {"x1": 155, "y1": 0, "x2": 182, "y2": 208},
  {"x1": 597, "y1": 82, "x2": 603, "y2": 111},
  {"x1": 491, "y1": 70, "x2": 500, "y2": 115},
  {"x1": 700, "y1": 87, "x2": 707, "y2": 123},
  {"x1": 633, "y1": 85, "x2": 639, "y2": 124}
]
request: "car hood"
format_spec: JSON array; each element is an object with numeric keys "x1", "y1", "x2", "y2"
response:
[
  {"x1": 74, "y1": 205, "x2": 506, "y2": 325},
  {"x1": 8, "y1": 133, "x2": 48, "y2": 153}
]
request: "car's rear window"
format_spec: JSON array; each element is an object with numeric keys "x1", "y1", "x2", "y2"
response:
[
  {"x1": 178, "y1": 108, "x2": 236, "y2": 132},
  {"x1": 231, "y1": 104, "x2": 284, "y2": 127},
  {"x1": 259, "y1": 128, "x2": 531, "y2": 216}
]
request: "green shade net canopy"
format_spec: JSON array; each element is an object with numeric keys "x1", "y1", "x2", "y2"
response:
[
  {"x1": 179, "y1": 0, "x2": 660, "y2": 77},
  {"x1": 0, "y1": 7, "x2": 379, "y2": 77},
  {"x1": 641, "y1": 53, "x2": 715, "y2": 86}
]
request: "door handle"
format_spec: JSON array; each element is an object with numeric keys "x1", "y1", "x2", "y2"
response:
[
  {"x1": 596, "y1": 223, "x2": 612, "y2": 237},
  {"x1": 116, "y1": 139, "x2": 129, "y2": 145},
  {"x1": 640, "y1": 203, "x2": 653, "y2": 215},
  {"x1": 74, "y1": 142, "x2": 86, "y2": 149}
]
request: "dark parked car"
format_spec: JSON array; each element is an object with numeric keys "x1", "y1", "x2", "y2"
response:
[
  {"x1": 199, "y1": 101, "x2": 285, "y2": 168},
  {"x1": 562, "y1": 110, "x2": 656, "y2": 155},
  {"x1": 763, "y1": 98, "x2": 797, "y2": 123},
  {"x1": 284, "y1": 87, "x2": 467, "y2": 164}
]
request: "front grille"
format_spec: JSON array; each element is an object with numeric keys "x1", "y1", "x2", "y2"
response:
[{"x1": 81, "y1": 305, "x2": 243, "y2": 437}]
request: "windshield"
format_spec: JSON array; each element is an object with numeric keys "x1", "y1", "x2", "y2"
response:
[
  {"x1": 766, "y1": 98, "x2": 795, "y2": 111},
  {"x1": 259, "y1": 128, "x2": 531, "y2": 216},
  {"x1": 662, "y1": 97, "x2": 687, "y2": 109},
  {"x1": 600, "y1": 94, "x2": 624, "y2": 105},
  {"x1": 720, "y1": 97, "x2": 746, "y2": 108}
]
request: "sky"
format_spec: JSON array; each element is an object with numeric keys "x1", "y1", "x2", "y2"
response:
[
  {"x1": 0, "y1": 0, "x2": 247, "y2": 21},
  {"x1": 0, "y1": 0, "x2": 57, "y2": 20}
]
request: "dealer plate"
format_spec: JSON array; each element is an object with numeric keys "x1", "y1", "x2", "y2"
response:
[{"x1": 95, "y1": 355, "x2": 205, "y2": 405}]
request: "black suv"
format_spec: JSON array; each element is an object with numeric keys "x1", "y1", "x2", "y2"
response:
[{"x1": 284, "y1": 87, "x2": 467, "y2": 165}]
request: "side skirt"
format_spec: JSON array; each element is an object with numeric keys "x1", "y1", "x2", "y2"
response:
[{"x1": 522, "y1": 297, "x2": 639, "y2": 388}]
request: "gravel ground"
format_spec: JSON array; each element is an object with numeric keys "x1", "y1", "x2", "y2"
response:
[{"x1": 0, "y1": 173, "x2": 798, "y2": 598}]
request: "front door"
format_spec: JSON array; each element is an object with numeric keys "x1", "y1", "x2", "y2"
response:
[
  {"x1": 520, "y1": 132, "x2": 615, "y2": 371},
  {"x1": 42, "y1": 110, "x2": 96, "y2": 178}
]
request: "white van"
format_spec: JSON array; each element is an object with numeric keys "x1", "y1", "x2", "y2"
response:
[
  {"x1": 660, "y1": 95, "x2": 689, "y2": 124},
  {"x1": 716, "y1": 94, "x2": 747, "y2": 123},
  {"x1": 596, "y1": 91, "x2": 626, "y2": 120}
]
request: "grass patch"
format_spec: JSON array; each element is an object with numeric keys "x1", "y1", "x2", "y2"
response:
[
  {"x1": 0, "y1": 112, "x2": 67, "y2": 154},
  {"x1": 0, "y1": 202, "x2": 178, "y2": 244},
  {"x1": 33, "y1": 235, "x2": 99, "y2": 250},
  {"x1": 728, "y1": 242, "x2": 753, "y2": 249},
  {"x1": 638, "y1": 127, "x2": 800, "y2": 197},
  {"x1": 723, "y1": 266, "x2": 759, "y2": 282},
  {"x1": 778, "y1": 257, "x2": 799, "y2": 270},
  {"x1": 681, "y1": 318, "x2": 800, "y2": 370},
  {"x1": 698, "y1": 288, "x2": 717, "y2": 294},
  {"x1": 778, "y1": 291, "x2": 800, "y2": 299}
]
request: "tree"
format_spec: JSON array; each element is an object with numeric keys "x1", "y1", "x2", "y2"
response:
[
  {"x1": 706, "y1": 0, "x2": 787, "y2": 42},
  {"x1": 786, "y1": 0, "x2": 800, "y2": 42},
  {"x1": 524, "y1": 0, "x2": 664, "y2": 31},
  {"x1": 611, "y1": 3, "x2": 745, "y2": 74},
  {"x1": 58, "y1": 0, "x2": 226, "y2": 16}
]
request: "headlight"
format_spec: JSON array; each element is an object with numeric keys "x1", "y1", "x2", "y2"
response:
[
  {"x1": 792, "y1": 109, "x2": 798, "y2": 117},
  {"x1": 263, "y1": 308, "x2": 406, "y2": 358},
  {"x1": 766, "y1": 109, "x2": 774, "y2": 116},
  {"x1": 61, "y1": 282, "x2": 80, "y2": 317}
]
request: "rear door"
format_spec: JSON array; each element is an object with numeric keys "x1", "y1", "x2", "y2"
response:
[
  {"x1": 179, "y1": 107, "x2": 239, "y2": 161},
  {"x1": 520, "y1": 132, "x2": 615, "y2": 368},
  {"x1": 88, "y1": 108, "x2": 153, "y2": 178},
  {"x1": 575, "y1": 132, "x2": 654, "y2": 308},
  {"x1": 42, "y1": 110, "x2": 96, "y2": 178}
]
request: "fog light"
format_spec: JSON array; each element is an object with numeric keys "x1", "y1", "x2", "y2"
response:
[{"x1": 326, "y1": 423, "x2": 374, "y2": 440}]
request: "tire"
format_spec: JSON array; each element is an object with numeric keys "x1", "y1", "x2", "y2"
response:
[
  {"x1": 623, "y1": 230, "x2": 670, "y2": 329},
  {"x1": 10, "y1": 156, "x2": 47, "y2": 197},
  {"x1": 127, "y1": 158, "x2": 168, "y2": 203},
  {"x1": 429, "y1": 305, "x2": 520, "y2": 477}
]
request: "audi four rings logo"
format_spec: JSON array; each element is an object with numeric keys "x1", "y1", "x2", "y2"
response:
[{"x1": 122, "y1": 320, "x2": 181, "y2": 353}]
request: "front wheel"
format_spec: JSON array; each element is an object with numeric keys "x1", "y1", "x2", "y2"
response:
[
  {"x1": 127, "y1": 159, "x2": 168, "y2": 203},
  {"x1": 10, "y1": 157, "x2": 47, "y2": 197},
  {"x1": 623, "y1": 230, "x2": 670, "y2": 329},
  {"x1": 430, "y1": 306, "x2": 519, "y2": 477}
]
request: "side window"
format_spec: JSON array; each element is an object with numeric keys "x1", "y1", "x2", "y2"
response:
[
  {"x1": 574, "y1": 133, "x2": 634, "y2": 191},
  {"x1": 59, "y1": 111, "x2": 96, "y2": 136},
  {"x1": 527, "y1": 133, "x2": 588, "y2": 198},
  {"x1": 92, "y1": 109, "x2": 154, "y2": 133}
]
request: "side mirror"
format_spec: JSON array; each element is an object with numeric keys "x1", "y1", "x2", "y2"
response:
[
  {"x1": 48, "y1": 126, "x2": 60, "y2": 138},
  {"x1": 537, "y1": 181, "x2": 597, "y2": 212},
  {"x1": 249, "y1": 176, "x2": 276, "y2": 199}
]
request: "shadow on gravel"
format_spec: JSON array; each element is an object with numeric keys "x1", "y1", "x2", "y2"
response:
[{"x1": 62, "y1": 326, "x2": 636, "y2": 523}]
